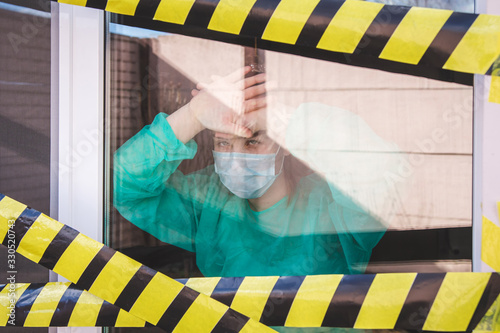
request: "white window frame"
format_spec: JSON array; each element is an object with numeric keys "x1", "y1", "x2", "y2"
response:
[
  {"x1": 51, "y1": 2, "x2": 104, "y2": 333},
  {"x1": 472, "y1": 0, "x2": 500, "y2": 272},
  {"x1": 53, "y1": 1, "x2": 104, "y2": 257}
]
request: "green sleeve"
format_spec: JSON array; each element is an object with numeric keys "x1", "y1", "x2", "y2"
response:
[
  {"x1": 286, "y1": 103, "x2": 405, "y2": 255},
  {"x1": 113, "y1": 113, "x2": 212, "y2": 252}
]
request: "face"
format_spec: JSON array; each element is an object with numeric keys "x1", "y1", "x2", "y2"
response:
[{"x1": 213, "y1": 131, "x2": 278, "y2": 155}]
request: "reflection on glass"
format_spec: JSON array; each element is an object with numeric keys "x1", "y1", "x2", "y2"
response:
[
  {"x1": 110, "y1": 46, "x2": 472, "y2": 279},
  {"x1": 107, "y1": 0, "x2": 474, "y2": 282},
  {"x1": 113, "y1": 65, "x2": 402, "y2": 277}
]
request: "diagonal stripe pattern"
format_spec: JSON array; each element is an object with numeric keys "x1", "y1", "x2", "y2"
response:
[
  {"x1": 0, "y1": 194, "x2": 275, "y2": 333},
  {"x1": 50, "y1": 0, "x2": 500, "y2": 85},
  {"x1": 0, "y1": 283, "x2": 146, "y2": 327},
  {"x1": 2, "y1": 271, "x2": 500, "y2": 331},
  {"x1": 2, "y1": 194, "x2": 500, "y2": 331},
  {"x1": 482, "y1": 216, "x2": 500, "y2": 271}
]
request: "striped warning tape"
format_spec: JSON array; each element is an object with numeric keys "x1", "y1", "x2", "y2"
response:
[
  {"x1": 52, "y1": 0, "x2": 500, "y2": 86},
  {"x1": 475, "y1": 289, "x2": 500, "y2": 332},
  {"x1": 482, "y1": 215, "x2": 500, "y2": 272},
  {"x1": 0, "y1": 283, "x2": 147, "y2": 327},
  {"x1": 185, "y1": 273, "x2": 500, "y2": 331},
  {"x1": 2, "y1": 273, "x2": 500, "y2": 331},
  {"x1": 0, "y1": 194, "x2": 276, "y2": 332},
  {"x1": 2, "y1": 194, "x2": 500, "y2": 332},
  {"x1": 1, "y1": 191, "x2": 500, "y2": 331}
]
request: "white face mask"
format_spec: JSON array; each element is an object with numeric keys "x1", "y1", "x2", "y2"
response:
[{"x1": 213, "y1": 148, "x2": 283, "y2": 199}]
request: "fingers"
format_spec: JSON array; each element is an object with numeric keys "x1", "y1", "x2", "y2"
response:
[
  {"x1": 191, "y1": 89, "x2": 199, "y2": 97},
  {"x1": 210, "y1": 67, "x2": 252, "y2": 86},
  {"x1": 196, "y1": 82, "x2": 207, "y2": 90},
  {"x1": 203, "y1": 68, "x2": 264, "y2": 90},
  {"x1": 242, "y1": 73, "x2": 266, "y2": 89},
  {"x1": 231, "y1": 124, "x2": 253, "y2": 138},
  {"x1": 240, "y1": 108, "x2": 267, "y2": 134},
  {"x1": 244, "y1": 82, "x2": 267, "y2": 100},
  {"x1": 224, "y1": 66, "x2": 252, "y2": 83},
  {"x1": 204, "y1": 69, "x2": 247, "y2": 92},
  {"x1": 244, "y1": 97, "x2": 267, "y2": 113},
  {"x1": 202, "y1": 69, "x2": 265, "y2": 101},
  {"x1": 220, "y1": 121, "x2": 252, "y2": 138}
]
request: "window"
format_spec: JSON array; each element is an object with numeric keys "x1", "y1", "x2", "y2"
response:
[
  {"x1": 106, "y1": 1, "x2": 474, "y2": 331},
  {"x1": 106, "y1": 1, "x2": 474, "y2": 272}
]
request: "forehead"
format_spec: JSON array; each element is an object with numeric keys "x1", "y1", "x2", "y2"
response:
[
  {"x1": 213, "y1": 132, "x2": 238, "y2": 139},
  {"x1": 212, "y1": 131, "x2": 270, "y2": 140}
]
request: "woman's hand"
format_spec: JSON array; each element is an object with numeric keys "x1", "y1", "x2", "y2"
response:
[
  {"x1": 241, "y1": 93, "x2": 294, "y2": 150},
  {"x1": 189, "y1": 67, "x2": 267, "y2": 138}
]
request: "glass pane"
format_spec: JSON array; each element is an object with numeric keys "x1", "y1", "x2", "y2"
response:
[
  {"x1": 0, "y1": 0, "x2": 51, "y2": 332},
  {"x1": 107, "y1": 12, "x2": 473, "y2": 273},
  {"x1": 106, "y1": 0, "x2": 474, "y2": 330}
]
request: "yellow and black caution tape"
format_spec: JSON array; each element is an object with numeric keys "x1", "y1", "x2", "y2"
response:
[
  {"x1": 475, "y1": 291, "x2": 500, "y2": 332},
  {"x1": 53, "y1": 0, "x2": 500, "y2": 88},
  {"x1": 2, "y1": 193, "x2": 500, "y2": 331},
  {"x1": 144, "y1": 273, "x2": 500, "y2": 331},
  {"x1": 482, "y1": 215, "x2": 500, "y2": 272},
  {"x1": 2, "y1": 272, "x2": 500, "y2": 332},
  {"x1": 178, "y1": 274, "x2": 500, "y2": 331},
  {"x1": 0, "y1": 283, "x2": 147, "y2": 327},
  {"x1": 0, "y1": 193, "x2": 276, "y2": 332}
]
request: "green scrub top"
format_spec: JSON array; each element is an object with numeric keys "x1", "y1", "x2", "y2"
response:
[{"x1": 113, "y1": 103, "x2": 397, "y2": 277}]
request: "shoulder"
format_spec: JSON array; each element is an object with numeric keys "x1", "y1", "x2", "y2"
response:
[
  {"x1": 296, "y1": 173, "x2": 331, "y2": 197},
  {"x1": 284, "y1": 173, "x2": 337, "y2": 234},
  {"x1": 292, "y1": 173, "x2": 335, "y2": 214},
  {"x1": 188, "y1": 164, "x2": 233, "y2": 202}
]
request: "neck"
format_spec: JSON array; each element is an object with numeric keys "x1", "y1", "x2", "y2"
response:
[{"x1": 248, "y1": 172, "x2": 288, "y2": 212}]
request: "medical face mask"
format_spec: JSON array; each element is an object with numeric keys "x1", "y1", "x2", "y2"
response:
[{"x1": 213, "y1": 148, "x2": 283, "y2": 199}]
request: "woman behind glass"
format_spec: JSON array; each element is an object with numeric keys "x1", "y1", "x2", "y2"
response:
[{"x1": 113, "y1": 67, "x2": 404, "y2": 278}]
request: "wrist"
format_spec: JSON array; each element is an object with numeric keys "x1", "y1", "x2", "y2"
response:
[
  {"x1": 167, "y1": 103, "x2": 204, "y2": 144},
  {"x1": 187, "y1": 101, "x2": 205, "y2": 134}
]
